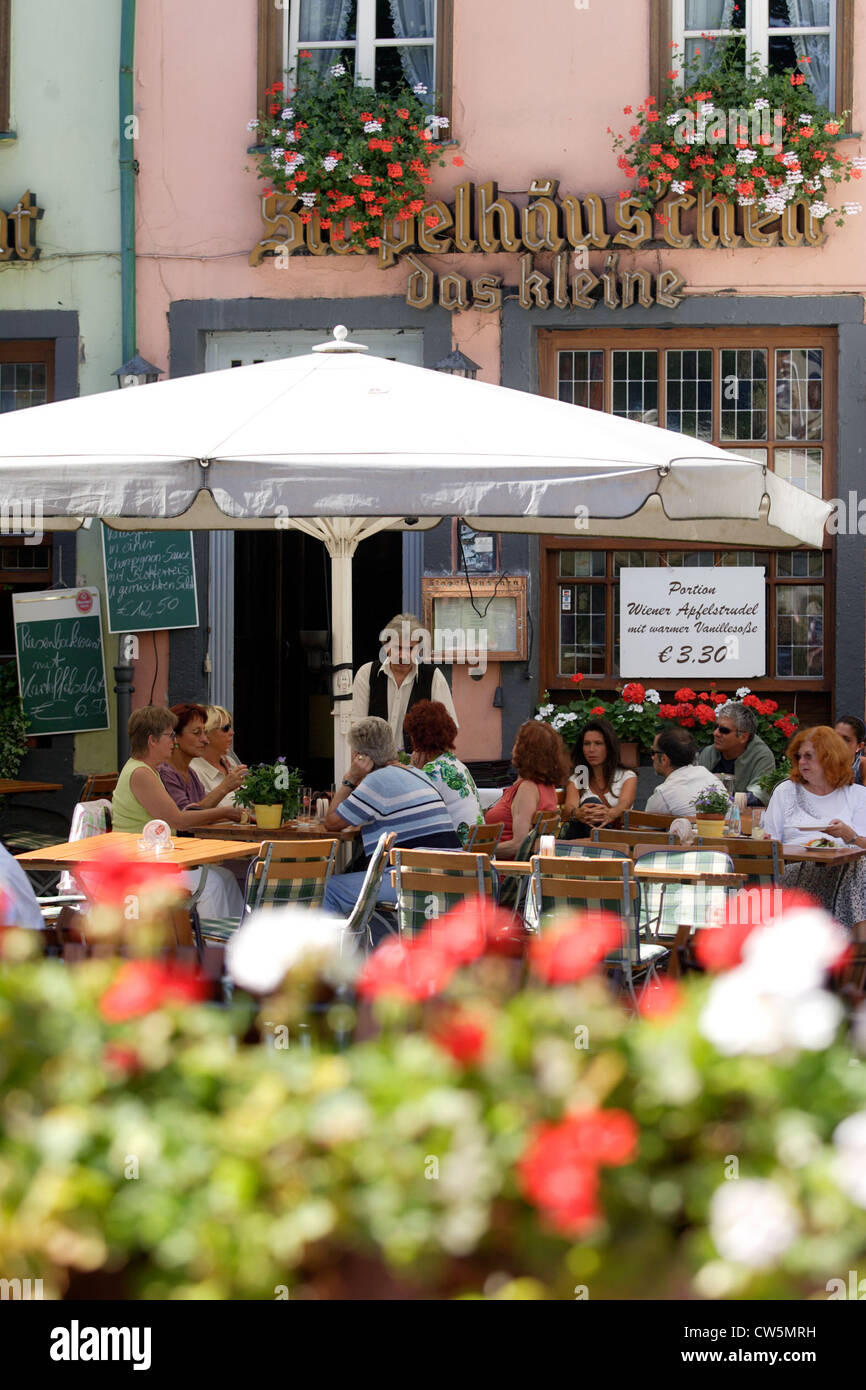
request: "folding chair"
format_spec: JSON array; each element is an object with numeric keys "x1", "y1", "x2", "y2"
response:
[
  {"x1": 633, "y1": 848, "x2": 737, "y2": 967},
  {"x1": 594, "y1": 827, "x2": 676, "y2": 851},
  {"x1": 80, "y1": 774, "x2": 119, "y2": 802},
  {"x1": 345, "y1": 833, "x2": 398, "y2": 950},
  {"x1": 695, "y1": 835, "x2": 784, "y2": 885},
  {"x1": 197, "y1": 838, "x2": 338, "y2": 947},
  {"x1": 525, "y1": 848, "x2": 629, "y2": 933},
  {"x1": 391, "y1": 847, "x2": 498, "y2": 938},
  {"x1": 34, "y1": 798, "x2": 114, "y2": 927},
  {"x1": 624, "y1": 810, "x2": 675, "y2": 831},
  {"x1": 498, "y1": 808, "x2": 561, "y2": 911},
  {"x1": 525, "y1": 855, "x2": 668, "y2": 1007},
  {"x1": 464, "y1": 821, "x2": 504, "y2": 854}
]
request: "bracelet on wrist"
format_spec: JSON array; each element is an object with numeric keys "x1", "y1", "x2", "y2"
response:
[{"x1": 342, "y1": 778, "x2": 357, "y2": 790}]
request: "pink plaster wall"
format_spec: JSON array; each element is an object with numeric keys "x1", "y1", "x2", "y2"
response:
[{"x1": 134, "y1": 0, "x2": 866, "y2": 372}]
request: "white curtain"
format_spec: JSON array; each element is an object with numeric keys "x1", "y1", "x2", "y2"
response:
[
  {"x1": 783, "y1": 0, "x2": 832, "y2": 107},
  {"x1": 298, "y1": 0, "x2": 356, "y2": 77},
  {"x1": 388, "y1": 0, "x2": 435, "y2": 91},
  {"x1": 685, "y1": 0, "x2": 736, "y2": 27}
]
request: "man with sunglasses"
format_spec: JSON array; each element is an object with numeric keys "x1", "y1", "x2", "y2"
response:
[
  {"x1": 696, "y1": 701, "x2": 775, "y2": 806},
  {"x1": 645, "y1": 726, "x2": 728, "y2": 816}
]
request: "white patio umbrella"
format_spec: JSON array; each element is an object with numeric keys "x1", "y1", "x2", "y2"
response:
[{"x1": 0, "y1": 327, "x2": 831, "y2": 776}]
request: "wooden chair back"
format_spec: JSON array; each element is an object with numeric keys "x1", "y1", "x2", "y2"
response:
[
  {"x1": 80, "y1": 774, "x2": 119, "y2": 802},
  {"x1": 390, "y1": 848, "x2": 496, "y2": 936},
  {"x1": 595, "y1": 827, "x2": 675, "y2": 849},
  {"x1": 464, "y1": 821, "x2": 504, "y2": 853},
  {"x1": 625, "y1": 810, "x2": 674, "y2": 830}
]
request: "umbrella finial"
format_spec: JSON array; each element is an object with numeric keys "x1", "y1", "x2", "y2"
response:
[{"x1": 313, "y1": 325, "x2": 369, "y2": 354}]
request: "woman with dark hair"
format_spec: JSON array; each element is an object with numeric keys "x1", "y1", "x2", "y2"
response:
[
  {"x1": 562, "y1": 718, "x2": 637, "y2": 838},
  {"x1": 764, "y1": 725, "x2": 866, "y2": 933},
  {"x1": 484, "y1": 720, "x2": 571, "y2": 858},
  {"x1": 159, "y1": 702, "x2": 247, "y2": 812},
  {"x1": 834, "y1": 714, "x2": 866, "y2": 786},
  {"x1": 403, "y1": 699, "x2": 483, "y2": 847}
]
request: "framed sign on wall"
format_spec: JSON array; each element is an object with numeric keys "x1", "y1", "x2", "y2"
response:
[
  {"x1": 619, "y1": 567, "x2": 766, "y2": 680},
  {"x1": 421, "y1": 576, "x2": 527, "y2": 662}
]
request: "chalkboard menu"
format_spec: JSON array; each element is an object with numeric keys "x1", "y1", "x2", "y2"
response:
[
  {"x1": 101, "y1": 527, "x2": 199, "y2": 633},
  {"x1": 12, "y1": 588, "x2": 109, "y2": 735}
]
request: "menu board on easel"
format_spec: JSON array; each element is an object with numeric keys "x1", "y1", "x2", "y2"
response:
[
  {"x1": 12, "y1": 588, "x2": 109, "y2": 735},
  {"x1": 101, "y1": 526, "x2": 199, "y2": 633}
]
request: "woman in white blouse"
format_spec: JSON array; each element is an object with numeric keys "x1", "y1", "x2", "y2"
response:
[
  {"x1": 764, "y1": 725, "x2": 866, "y2": 934},
  {"x1": 562, "y1": 718, "x2": 637, "y2": 838},
  {"x1": 189, "y1": 705, "x2": 246, "y2": 808}
]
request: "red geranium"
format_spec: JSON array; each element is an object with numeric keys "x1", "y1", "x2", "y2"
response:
[
  {"x1": 529, "y1": 911, "x2": 621, "y2": 984},
  {"x1": 99, "y1": 960, "x2": 209, "y2": 1023},
  {"x1": 674, "y1": 688, "x2": 696, "y2": 702},
  {"x1": 590, "y1": 705, "x2": 607, "y2": 715},
  {"x1": 431, "y1": 1010, "x2": 487, "y2": 1066},
  {"x1": 695, "y1": 702, "x2": 716, "y2": 725},
  {"x1": 77, "y1": 849, "x2": 183, "y2": 907},
  {"x1": 518, "y1": 1108, "x2": 638, "y2": 1235},
  {"x1": 570, "y1": 673, "x2": 584, "y2": 684},
  {"x1": 621, "y1": 682, "x2": 645, "y2": 704}
]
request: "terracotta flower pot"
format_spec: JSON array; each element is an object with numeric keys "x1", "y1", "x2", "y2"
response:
[
  {"x1": 619, "y1": 741, "x2": 640, "y2": 770},
  {"x1": 696, "y1": 813, "x2": 727, "y2": 839}
]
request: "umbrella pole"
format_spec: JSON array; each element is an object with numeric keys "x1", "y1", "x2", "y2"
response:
[{"x1": 327, "y1": 538, "x2": 355, "y2": 786}]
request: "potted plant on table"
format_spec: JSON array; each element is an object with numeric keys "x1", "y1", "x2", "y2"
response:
[
  {"x1": 235, "y1": 757, "x2": 302, "y2": 830},
  {"x1": 694, "y1": 784, "x2": 733, "y2": 839}
]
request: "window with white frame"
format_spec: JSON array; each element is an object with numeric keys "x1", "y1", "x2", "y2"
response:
[
  {"x1": 672, "y1": 0, "x2": 837, "y2": 108},
  {"x1": 283, "y1": 0, "x2": 437, "y2": 94}
]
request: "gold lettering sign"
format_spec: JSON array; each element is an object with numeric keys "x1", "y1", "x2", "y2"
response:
[
  {"x1": 0, "y1": 192, "x2": 42, "y2": 261},
  {"x1": 247, "y1": 177, "x2": 827, "y2": 313}
]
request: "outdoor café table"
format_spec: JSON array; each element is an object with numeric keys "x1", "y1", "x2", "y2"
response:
[
  {"x1": 189, "y1": 820, "x2": 357, "y2": 843},
  {"x1": 14, "y1": 830, "x2": 259, "y2": 874},
  {"x1": 0, "y1": 779, "x2": 63, "y2": 795},
  {"x1": 781, "y1": 843, "x2": 866, "y2": 863}
]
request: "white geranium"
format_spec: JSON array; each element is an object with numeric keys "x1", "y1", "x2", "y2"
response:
[
  {"x1": 628, "y1": 703, "x2": 644, "y2": 713},
  {"x1": 736, "y1": 148, "x2": 757, "y2": 163},
  {"x1": 754, "y1": 98, "x2": 770, "y2": 111},
  {"x1": 226, "y1": 906, "x2": 350, "y2": 994},
  {"x1": 852, "y1": 156, "x2": 866, "y2": 171},
  {"x1": 832, "y1": 1112, "x2": 866, "y2": 1207},
  {"x1": 284, "y1": 130, "x2": 297, "y2": 143},
  {"x1": 300, "y1": 191, "x2": 317, "y2": 207},
  {"x1": 710, "y1": 1179, "x2": 800, "y2": 1269},
  {"x1": 843, "y1": 202, "x2": 862, "y2": 215},
  {"x1": 329, "y1": 64, "x2": 346, "y2": 77},
  {"x1": 246, "y1": 119, "x2": 260, "y2": 131},
  {"x1": 671, "y1": 180, "x2": 687, "y2": 194},
  {"x1": 413, "y1": 82, "x2": 428, "y2": 95},
  {"x1": 798, "y1": 112, "x2": 813, "y2": 122},
  {"x1": 810, "y1": 202, "x2": 832, "y2": 219},
  {"x1": 281, "y1": 107, "x2": 294, "y2": 121},
  {"x1": 786, "y1": 171, "x2": 805, "y2": 185},
  {"x1": 735, "y1": 686, "x2": 751, "y2": 698},
  {"x1": 363, "y1": 119, "x2": 383, "y2": 134},
  {"x1": 666, "y1": 110, "x2": 684, "y2": 126},
  {"x1": 322, "y1": 155, "x2": 339, "y2": 172},
  {"x1": 537, "y1": 703, "x2": 555, "y2": 717},
  {"x1": 781, "y1": 151, "x2": 801, "y2": 166},
  {"x1": 644, "y1": 689, "x2": 661, "y2": 704},
  {"x1": 820, "y1": 163, "x2": 834, "y2": 176},
  {"x1": 271, "y1": 128, "x2": 282, "y2": 138}
]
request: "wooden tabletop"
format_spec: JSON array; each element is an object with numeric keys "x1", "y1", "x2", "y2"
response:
[
  {"x1": 0, "y1": 779, "x2": 63, "y2": 795},
  {"x1": 190, "y1": 820, "x2": 356, "y2": 842},
  {"x1": 634, "y1": 867, "x2": 747, "y2": 887},
  {"x1": 782, "y1": 843, "x2": 866, "y2": 863},
  {"x1": 15, "y1": 830, "x2": 259, "y2": 872}
]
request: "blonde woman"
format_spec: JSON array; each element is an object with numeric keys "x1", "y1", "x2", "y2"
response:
[{"x1": 190, "y1": 705, "x2": 246, "y2": 808}]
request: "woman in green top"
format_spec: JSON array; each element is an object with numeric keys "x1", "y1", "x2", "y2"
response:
[
  {"x1": 113, "y1": 706, "x2": 246, "y2": 834},
  {"x1": 403, "y1": 699, "x2": 483, "y2": 848}
]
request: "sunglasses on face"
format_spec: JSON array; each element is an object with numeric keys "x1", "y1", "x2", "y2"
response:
[
  {"x1": 714, "y1": 724, "x2": 733, "y2": 734},
  {"x1": 220, "y1": 723, "x2": 232, "y2": 733},
  {"x1": 650, "y1": 750, "x2": 663, "y2": 759}
]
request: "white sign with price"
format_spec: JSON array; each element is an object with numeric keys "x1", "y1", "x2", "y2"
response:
[{"x1": 619, "y1": 567, "x2": 766, "y2": 679}]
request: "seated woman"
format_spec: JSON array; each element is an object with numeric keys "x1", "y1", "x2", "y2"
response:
[
  {"x1": 562, "y1": 718, "x2": 637, "y2": 839},
  {"x1": 190, "y1": 704, "x2": 246, "y2": 807},
  {"x1": 764, "y1": 725, "x2": 866, "y2": 936},
  {"x1": 322, "y1": 716, "x2": 459, "y2": 924},
  {"x1": 484, "y1": 720, "x2": 570, "y2": 859},
  {"x1": 160, "y1": 703, "x2": 247, "y2": 811},
  {"x1": 403, "y1": 699, "x2": 483, "y2": 848},
  {"x1": 112, "y1": 706, "x2": 246, "y2": 921},
  {"x1": 834, "y1": 714, "x2": 866, "y2": 787}
]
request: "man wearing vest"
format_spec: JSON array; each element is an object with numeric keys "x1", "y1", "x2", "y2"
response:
[{"x1": 350, "y1": 610, "x2": 458, "y2": 752}]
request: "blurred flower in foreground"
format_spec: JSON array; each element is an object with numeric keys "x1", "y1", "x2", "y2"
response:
[
  {"x1": 99, "y1": 959, "x2": 209, "y2": 1022},
  {"x1": 699, "y1": 902, "x2": 846, "y2": 1056},
  {"x1": 833, "y1": 1111, "x2": 866, "y2": 1207},
  {"x1": 709, "y1": 1179, "x2": 800, "y2": 1268},
  {"x1": 529, "y1": 911, "x2": 621, "y2": 984},
  {"x1": 431, "y1": 1009, "x2": 488, "y2": 1066},
  {"x1": 226, "y1": 906, "x2": 348, "y2": 995},
  {"x1": 76, "y1": 848, "x2": 184, "y2": 904},
  {"x1": 518, "y1": 1109, "x2": 638, "y2": 1235}
]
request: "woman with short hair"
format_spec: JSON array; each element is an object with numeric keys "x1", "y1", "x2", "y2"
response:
[
  {"x1": 764, "y1": 725, "x2": 866, "y2": 934},
  {"x1": 484, "y1": 720, "x2": 571, "y2": 859},
  {"x1": 159, "y1": 703, "x2": 247, "y2": 812},
  {"x1": 190, "y1": 704, "x2": 246, "y2": 807},
  {"x1": 403, "y1": 699, "x2": 483, "y2": 847}
]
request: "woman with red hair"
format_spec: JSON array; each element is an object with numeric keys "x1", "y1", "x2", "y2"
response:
[
  {"x1": 764, "y1": 725, "x2": 866, "y2": 932},
  {"x1": 403, "y1": 699, "x2": 483, "y2": 848},
  {"x1": 484, "y1": 720, "x2": 571, "y2": 859}
]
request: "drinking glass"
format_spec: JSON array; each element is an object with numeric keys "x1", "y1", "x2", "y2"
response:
[
  {"x1": 751, "y1": 809, "x2": 766, "y2": 840},
  {"x1": 300, "y1": 785, "x2": 313, "y2": 821},
  {"x1": 718, "y1": 774, "x2": 735, "y2": 798}
]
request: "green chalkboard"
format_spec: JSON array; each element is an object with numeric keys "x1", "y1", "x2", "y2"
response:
[
  {"x1": 102, "y1": 527, "x2": 199, "y2": 633},
  {"x1": 13, "y1": 589, "x2": 109, "y2": 735}
]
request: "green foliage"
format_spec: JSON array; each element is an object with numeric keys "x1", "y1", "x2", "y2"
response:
[
  {"x1": 234, "y1": 759, "x2": 302, "y2": 815},
  {"x1": 250, "y1": 57, "x2": 447, "y2": 253},
  {"x1": 611, "y1": 38, "x2": 861, "y2": 229},
  {"x1": 694, "y1": 784, "x2": 733, "y2": 816},
  {"x1": 758, "y1": 757, "x2": 792, "y2": 798},
  {"x1": 0, "y1": 660, "x2": 30, "y2": 780}
]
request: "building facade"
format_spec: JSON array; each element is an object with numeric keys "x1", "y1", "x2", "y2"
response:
[
  {"x1": 0, "y1": 0, "x2": 123, "y2": 826},
  {"x1": 131, "y1": 0, "x2": 866, "y2": 777}
]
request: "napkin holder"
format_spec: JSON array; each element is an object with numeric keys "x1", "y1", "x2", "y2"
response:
[{"x1": 138, "y1": 818, "x2": 174, "y2": 854}]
